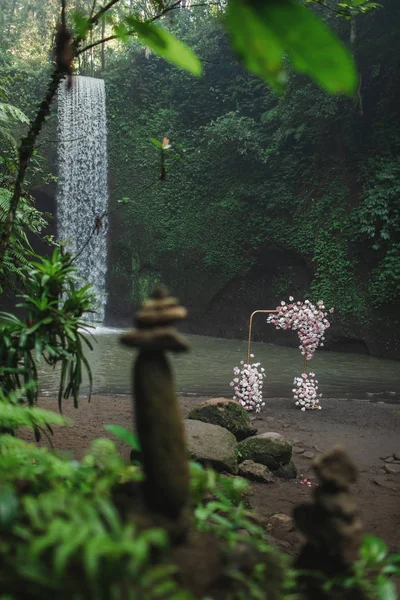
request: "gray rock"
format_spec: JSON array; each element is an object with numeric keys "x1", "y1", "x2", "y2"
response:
[
  {"x1": 384, "y1": 464, "x2": 400, "y2": 475},
  {"x1": 184, "y1": 419, "x2": 238, "y2": 474},
  {"x1": 238, "y1": 460, "x2": 274, "y2": 483},
  {"x1": 274, "y1": 460, "x2": 297, "y2": 480},
  {"x1": 373, "y1": 477, "x2": 400, "y2": 491},
  {"x1": 187, "y1": 397, "x2": 257, "y2": 441},
  {"x1": 293, "y1": 446, "x2": 305, "y2": 455},
  {"x1": 384, "y1": 457, "x2": 394, "y2": 463},
  {"x1": 304, "y1": 451, "x2": 315, "y2": 459},
  {"x1": 257, "y1": 432, "x2": 284, "y2": 442},
  {"x1": 237, "y1": 433, "x2": 292, "y2": 471}
]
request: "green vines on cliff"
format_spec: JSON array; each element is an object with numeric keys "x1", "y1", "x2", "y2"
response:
[
  {"x1": 2, "y1": 3, "x2": 400, "y2": 331},
  {"x1": 102, "y1": 5, "x2": 400, "y2": 327}
]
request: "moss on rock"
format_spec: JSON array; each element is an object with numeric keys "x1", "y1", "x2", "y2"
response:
[
  {"x1": 237, "y1": 433, "x2": 292, "y2": 471},
  {"x1": 188, "y1": 398, "x2": 257, "y2": 441},
  {"x1": 274, "y1": 460, "x2": 297, "y2": 480}
]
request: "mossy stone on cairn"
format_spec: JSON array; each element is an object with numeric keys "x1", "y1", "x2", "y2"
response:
[{"x1": 120, "y1": 288, "x2": 190, "y2": 523}]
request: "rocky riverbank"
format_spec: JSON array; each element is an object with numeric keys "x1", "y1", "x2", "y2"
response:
[{"x1": 20, "y1": 394, "x2": 400, "y2": 554}]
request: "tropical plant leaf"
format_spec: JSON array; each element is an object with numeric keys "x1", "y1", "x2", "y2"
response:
[
  {"x1": 104, "y1": 424, "x2": 141, "y2": 451},
  {"x1": 226, "y1": 0, "x2": 357, "y2": 94},
  {"x1": 376, "y1": 574, "x2": 396, "y2": 600},
  {"x1": 360, "y1": 535, "x2": 388, "y2": 564},
  {"x1": 71, "y1": 10, "x2": 91, "y2": 39},
  {"x1": 125, "y1": 16, "x2": 202, "y2": 76},
  {"x1": 150, "y1": 137, "x2": 163, "y2": 149}
]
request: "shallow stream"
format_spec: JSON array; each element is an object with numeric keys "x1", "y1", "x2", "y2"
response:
[{"x1": 37, "y1": 328, "x2": 400, "y2": 402}]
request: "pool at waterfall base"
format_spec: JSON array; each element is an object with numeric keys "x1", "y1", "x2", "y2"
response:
[{"x1": 37, "y1": 328, "x2": 400, "y2": 402}]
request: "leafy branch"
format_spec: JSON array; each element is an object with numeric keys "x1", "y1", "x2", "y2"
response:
[
  {"x1": 0, "y1": 0, "x2": 366, "y2": 277},
  {"x1": 0, "y1": 0, "x2": 204, "y2": 273}
]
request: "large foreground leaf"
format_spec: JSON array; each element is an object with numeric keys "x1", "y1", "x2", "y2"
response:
[
  {"x1": 226, "y1": 0, "x2": 357, "y2": 94},
  {"x1": 125, "y1": 16, "x2": 202, "y2": 76}
]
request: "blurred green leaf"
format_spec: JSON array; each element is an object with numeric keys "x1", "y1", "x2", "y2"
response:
[
  {"x1": 150, "y1": 137, "x2": 163, "y2": 149},
  {"x1": 360, "y1": 535, "x2": 388, "y2": 564},
  {"x1": 71, "y1": 11, "x2": 91, "y2": 39},
  {"x1": 226, "y1": 0, "x2": 357, "y2": 94},
  {"x1": 125, "y1": 16, "x2": 202, "y2": 76},
  {"x1": 105, "y1": 424, "x2": 141, "y2": 451},
  {"x1": 113, "y1": 22, "x2": 130, "y2": 44},
  {"x1": 0, "y1": 487, "x2": 18, "y2": 531},
  {"x1": 376, "y1": 574, "x2": 396, "y2": 600}
]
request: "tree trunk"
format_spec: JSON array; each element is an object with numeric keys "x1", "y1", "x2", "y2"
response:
[
  {"x1": 0, "y1": 69, "x2": 64, "y2": 270},
  {"x1": 101, "y1": 19, "x2": 105, "y2": 71}
]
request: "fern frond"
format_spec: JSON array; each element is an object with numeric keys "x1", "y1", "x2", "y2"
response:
[
  {"x1": 0, "y1": 188, "x2": 11, "y2": 215},
  {"x1": 0, "y1": 102, "x2": 29, "y2": 124}
]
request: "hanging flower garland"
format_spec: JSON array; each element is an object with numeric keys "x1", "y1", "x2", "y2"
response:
[
  {"x1": 293, "y1": 372, "x2": 322, "y2": 411},
  {"x1": 268, "y1": 297, "x2": 334, "y2": 410},
  {"x1": 267, "y1": 298, "x2": 334, "y2": 360},
  {"x1": 230, "y1": 354, "x2": 266, "y2": 413}
]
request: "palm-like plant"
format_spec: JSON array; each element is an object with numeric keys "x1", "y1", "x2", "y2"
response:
[{"x1": 0, "y1": 248, "x2": 95, "y2": 412}]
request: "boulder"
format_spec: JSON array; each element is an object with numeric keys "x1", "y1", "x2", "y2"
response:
[
  {"x1": 184, "y1": 419, "x2": 238, "y2": 474},
  {"x1": 258, "y1": 432, "x2": 284, "y2": 442},
  {"x1": 238, "y1": 460, "x2": 274, "y2": 483},
  {"x1": 188, "y1": 398, "x2": 257, "y2": 441},
  {"x1": 266, "y1": 514, "x2": 295, "y2": 539},
  {"x1": 384, "y1": 464, "x2": 400, "y2": 475},
  {"x1": 266, "y1": 514, "x2": 301, "y2": 554},
  {"x1": 237, "y1": 432, "x2": 292, "y2": 471},
  {"x1": 274, "y1": 460, "x2": 297, "y2": 480},
  {"x1": 373, "y1": 477, "x2": 400, "y2": 491}
]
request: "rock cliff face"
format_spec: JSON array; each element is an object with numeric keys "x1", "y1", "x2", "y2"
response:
[
  {"x1": 15, "y1": 169, "x2": 399, "y2": 362},
  {"x1": 101, "y1": 2, "x2": 400, "y2": 361},
  {"x1": 104, "y1": 228, "x2": 400, "y2": 360}
]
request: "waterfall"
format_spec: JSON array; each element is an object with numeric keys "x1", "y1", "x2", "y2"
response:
[{"x1": 57, "y1": 76, "x2": 108, "y2": 322}]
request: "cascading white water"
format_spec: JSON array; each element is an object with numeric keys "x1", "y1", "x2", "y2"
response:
[{"x1": 57, "y1": 76, "x2": 108, "y2": 321}]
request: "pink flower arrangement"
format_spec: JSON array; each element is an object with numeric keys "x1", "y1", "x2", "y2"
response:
[
  {"x1": 299, "y1": 478, "x2": 315, "y2": 488},
  {"x1": 293, "y1": 372, "x2": 322, "y2": 411},
  {"x1": 267, "y1": 297, "x2": 334, "y2": 361},
  {"x1": 230, "y1": 354, "x2": 266, "y2": 412}
]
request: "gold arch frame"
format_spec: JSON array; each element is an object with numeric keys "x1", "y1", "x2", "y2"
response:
[{"x1": 247, "y1": 309, "x2": 308, "y2": 372}]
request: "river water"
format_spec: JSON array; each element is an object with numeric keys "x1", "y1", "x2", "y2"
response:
[{"x1": 36, "y1": 328, "x2": 400, "y2": 402}]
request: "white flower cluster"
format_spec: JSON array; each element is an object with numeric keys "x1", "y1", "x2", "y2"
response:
[
  {"x1": 230, "y1": 354, "x2": 266, "y2": 412},
  {"x1": 267, "y1": 297, "x2": 334, "y2": 360},
  {"x1": 293, "y1": 372, "x2": 322, "y2": 411}
]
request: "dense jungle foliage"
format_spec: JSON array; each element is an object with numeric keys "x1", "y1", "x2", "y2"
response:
[
  {"x1": 104, "y1": 1, "x2": 400, "y2": 342},
  {"x1": 1, "y1": 0, "x2": 399, "y2": 356},
  {"x1": 1, "y1": 1, "x2": 400, "y2": 598}
]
